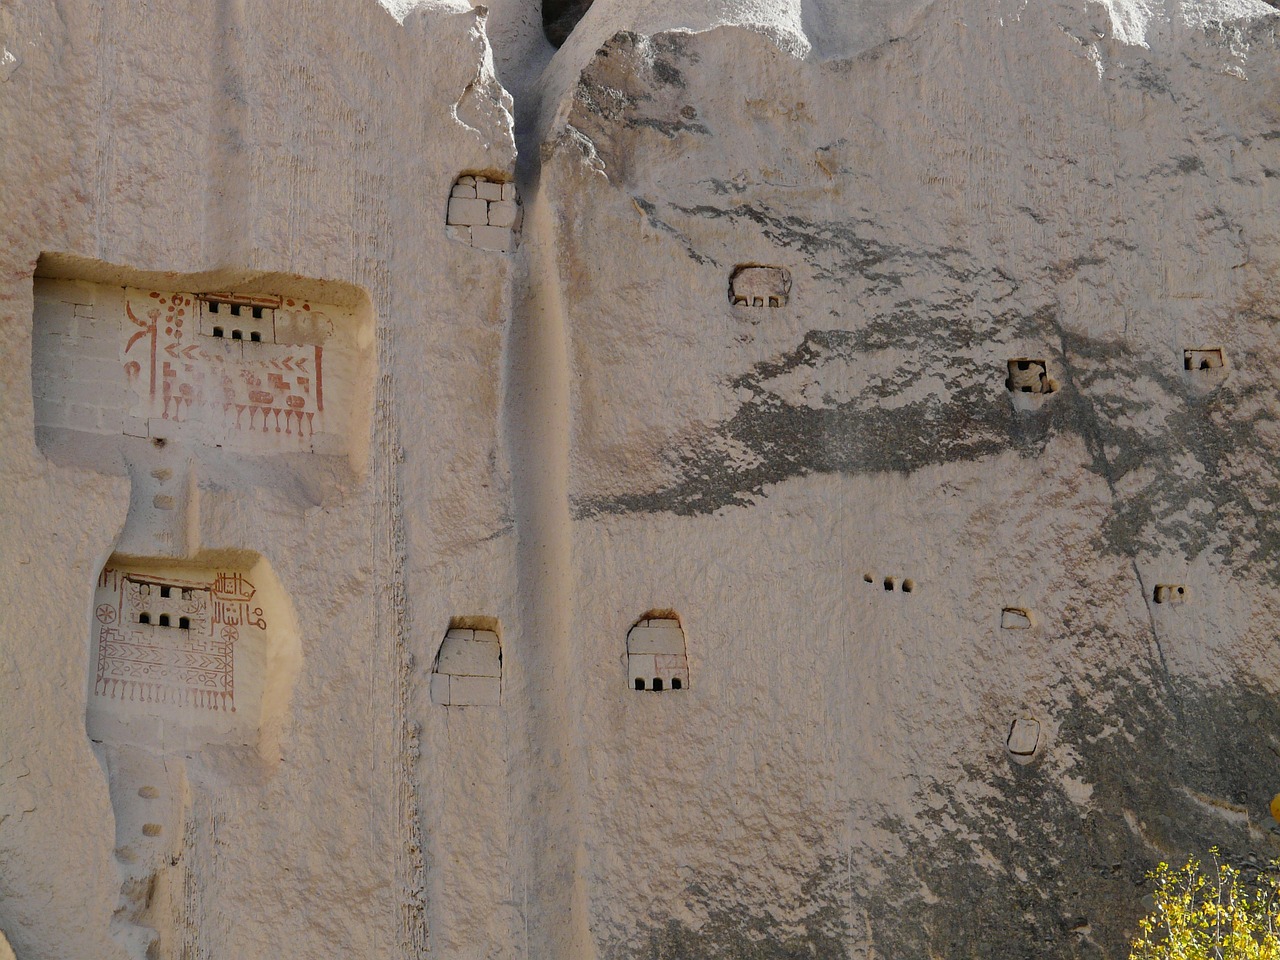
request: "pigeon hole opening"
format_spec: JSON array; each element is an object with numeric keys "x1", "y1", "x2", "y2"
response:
[{"x1": 626, "y1": 610, "x2": 689, "y2": 692}]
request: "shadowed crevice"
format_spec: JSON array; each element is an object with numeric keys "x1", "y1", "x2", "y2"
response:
[{"x1": 543, "y1": 0, "x2": 594, "y2": 47}]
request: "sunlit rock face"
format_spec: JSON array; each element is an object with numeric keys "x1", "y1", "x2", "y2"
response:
[{"x1": 4, "y1": 1, "x2": 1280, "y2": 959}]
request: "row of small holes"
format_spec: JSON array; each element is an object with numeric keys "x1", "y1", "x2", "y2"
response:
[
  {"x1": 1184, "y1": 353, "x2": 1222, "y2": 371},
  {"x1": 210, "y1": 327, "x2": 262, "y2": 342},
  {"x1": 207, "y1": 302, "x2": 265, "y2": 319},
  {"x1": 1153, "y1": 586, "x2": 1186, "y2": 603},
  {"x1": 136, "y1": 613, "x2": 191, "y2": 629},
  {"x1": 864, "y1": 574, "x2": 915, "y2": 593},
  {"x1": 157, "y1": 586, "x2": 193, "y2": 600},
  {"x1": 634, "y1": 678, "x2": 682, "y2": 691}
]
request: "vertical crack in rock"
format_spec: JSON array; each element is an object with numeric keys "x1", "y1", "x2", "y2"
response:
[
  {"x1": 1046, "y1": 323, "x2": 1182, "y2": 720},
  {"x1": 503, "y1": 185, "x2": 593, "y2": 958},
  {"x1": 376, "y1": 194, "x2": 426, "y2": 960},
  {"x1": 504, "y1": 32, "x2": 593, "y2": 960}
]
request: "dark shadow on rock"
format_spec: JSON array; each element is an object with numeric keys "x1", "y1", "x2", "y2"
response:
[{"x1": 544, "y1": 0, "x2": 594, "y2": 47}]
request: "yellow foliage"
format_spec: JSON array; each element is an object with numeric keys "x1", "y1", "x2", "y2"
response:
[{"x1": 1130, "y1": 850, "x2": 1280, "y2": 960}]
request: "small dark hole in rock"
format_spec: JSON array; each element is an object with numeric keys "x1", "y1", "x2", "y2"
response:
[
  {"x1": 251, "y1": 306, "x2": 263, "y2": 319},
  {"x1": 542, "y1": 0, "x2": 594, "y2": 47},
  {"x1": 635, "y1": 678, "x2": 645, "y2": 690},
  {"x1": 179, "y1": 617, "x2": 190, "y2": 630},
  {"x1": 231, "y1": 330, "x2": 242, "y2": 340},
  {"x1": 884, "y1": 578, "x2": 893, "y2": 591},
  {"x1": 863, "y1": 574, "x2": 873, "y2": 583},
  {"x1": 653, "y1": 678, "x2": 663, "y2": 691},
  {"x1": 250, "y1": 331, "x2": 261, "y2": 342},
  {"x1": 158, "y1": 614, "x2": 170, "y2": 627},
  {"x1": 230, "y1": 304, "x2": 242, "y2": 317},
  {"x1": 208, "y1": 301, "x2": 219, "y2": 314},
  {"x1": 139, "y1": 612, "x2": 151, "y2": 624},
  {"x1": 160, "y1": 586, "x2": 170, "y2": 598},
  {"x1": 212, "y1": 326, "x2": 223, "y2": 337},
  {"x1": 152, "y1": 438, "x2": 166, "y2": 448},
  {"x1": 1017, "y1": 360, "x2": 1032, "y2": 370},
  {"x1": 671, "y1": 678, "x2": 682, "y2": 689}
]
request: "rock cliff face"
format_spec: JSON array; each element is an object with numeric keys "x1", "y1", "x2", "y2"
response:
[{"x1": 2, "y1": 0, "x2": 1280, "y2": 958}]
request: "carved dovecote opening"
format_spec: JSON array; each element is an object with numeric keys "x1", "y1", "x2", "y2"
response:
[
  {"x1": 31, "y1": 256, "x2": 375, "y2": 474},
  {"x1": 1006, "y1": 717, "x2": 1042, "y2": 765},
  {"x1": 1006, "y1": 359, "x2": 1057, "y2": 394},
  {"x1": 199, "y1": 293, "x2": 278, "y2": 344},
  {"x1": 1184, "y1": 348, "x2": 1225, "y2": 372},
  {"x1": 430, "y1": 617, "x2": 502, "y2": 706},
  {"x1": 864, "y1": 573, "x2": 915, "y2": 594},
  {"x1": 1182, "y1": 347, "x2": 1228, "y2": 394},
  {"x1": 729, "y1": 265, "x2": 791, "y2": 308},
  {"x1": 627, "y1": 612, "x2": 689, "y2": 691},
  {"x1": 446, "y1": 175, "x2": 520, "y2": 253},
  {"x1": 1153, "y1": 584, "x2": 1187, "y2": 605},
  {"x1": 1001, "y1": 607, "x2": 1033, "y2": 630},
  {"x1": 87, "y1": 553, "x2": 300, "y2": 755},
  {"x1": 1006, "y1": 358, "x2": 1058, "y2": 412}
]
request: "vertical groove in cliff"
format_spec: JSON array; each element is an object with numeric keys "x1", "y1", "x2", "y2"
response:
[
  {"x1": 294, "y1": 22, "x2": 421, "y2": 950},
  {"x1": 90, "y1": 1, "x2": 115, "y2": 261},
  {"x1": 504, "y1": 174, "x2": 591, "y2": 958},
  {"x1": 362, "y1": 119, "x2": 424, "y2": 960},
  {"x1": 207, "y1": 0, "x2": 251, "y2": 266}
]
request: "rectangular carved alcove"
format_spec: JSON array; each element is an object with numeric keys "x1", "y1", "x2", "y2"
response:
[
  {"x1": 87, "y1": 552, "x2": 299, "y2": 753},
  {"x1": 1183, "y1": 348, "x2": 1224, "y2": 371},
  {"x1": 31, "y1": 254, "x2": 374, "y2": 477}
]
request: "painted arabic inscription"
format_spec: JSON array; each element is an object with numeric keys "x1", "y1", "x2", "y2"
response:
[{"x1": 93, "y1": 567, "x2": 266, "y2": 712}]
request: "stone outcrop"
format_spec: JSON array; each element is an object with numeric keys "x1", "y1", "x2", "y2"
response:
[{"x1": 3, "y1": 0, "x2": 1280, "y2": 958}]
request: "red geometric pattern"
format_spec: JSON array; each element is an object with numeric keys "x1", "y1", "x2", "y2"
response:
[
  {"x1": 122, "y1": 291, "x2": 324, "y2": 445},
  {"x1": 92, "y1": 568, "x2": 265, "y2": 713}
]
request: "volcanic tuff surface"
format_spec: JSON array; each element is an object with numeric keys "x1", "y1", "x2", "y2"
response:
[{"x1": 2, "y1": 0, "x2": 1280, "y2": 958}]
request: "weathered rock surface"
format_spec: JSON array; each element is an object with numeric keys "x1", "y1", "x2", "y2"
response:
[{"x1": 3, "y1": 0, "x2": 1280, "y2": 958}]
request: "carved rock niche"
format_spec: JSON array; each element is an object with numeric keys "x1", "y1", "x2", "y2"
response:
[
  {"x1": 1182, "y1": 347, "x2": 1228, "y2": 394},
  {"x1": 430, "y1": 618, "x2": 502, "y2": 706},
  {"x1": 1001, "y1": 607, "x2": 1033, "y2": 630},
  {"x1": 729, "y1": 265, "x2": 791, "y2": 308},
  {"x1": 1005, "y1": 358, "x2": 1058, "y2": 413},
  {"x1": 445, "y1": 174, "x2": 520, "y2": 252},
  {"x1": 31, "y1": 254, "x2": 375, "y2": 476},
  {"x1": 627, "y1": 613, "x2": 689, "y2": 691},
  {"x1": 1006, "y1": 717, "x2": 1042, "y2": 765},
  {"x1": 86, "y1": 552, "x2": 299, "y2": 754}
]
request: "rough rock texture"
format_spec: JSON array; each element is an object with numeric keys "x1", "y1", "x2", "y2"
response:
[{"x1": 3, "y1": 0, "x2": 1280, "y2": 958}]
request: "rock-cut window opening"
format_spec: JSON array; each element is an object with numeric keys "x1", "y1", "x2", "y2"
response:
[
  {"x1": 626, "y1": 614, "x2": 689, "y2": 692},
  {"x1": 430, "y1": 621, "x2": 502, "y2": 706}
]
